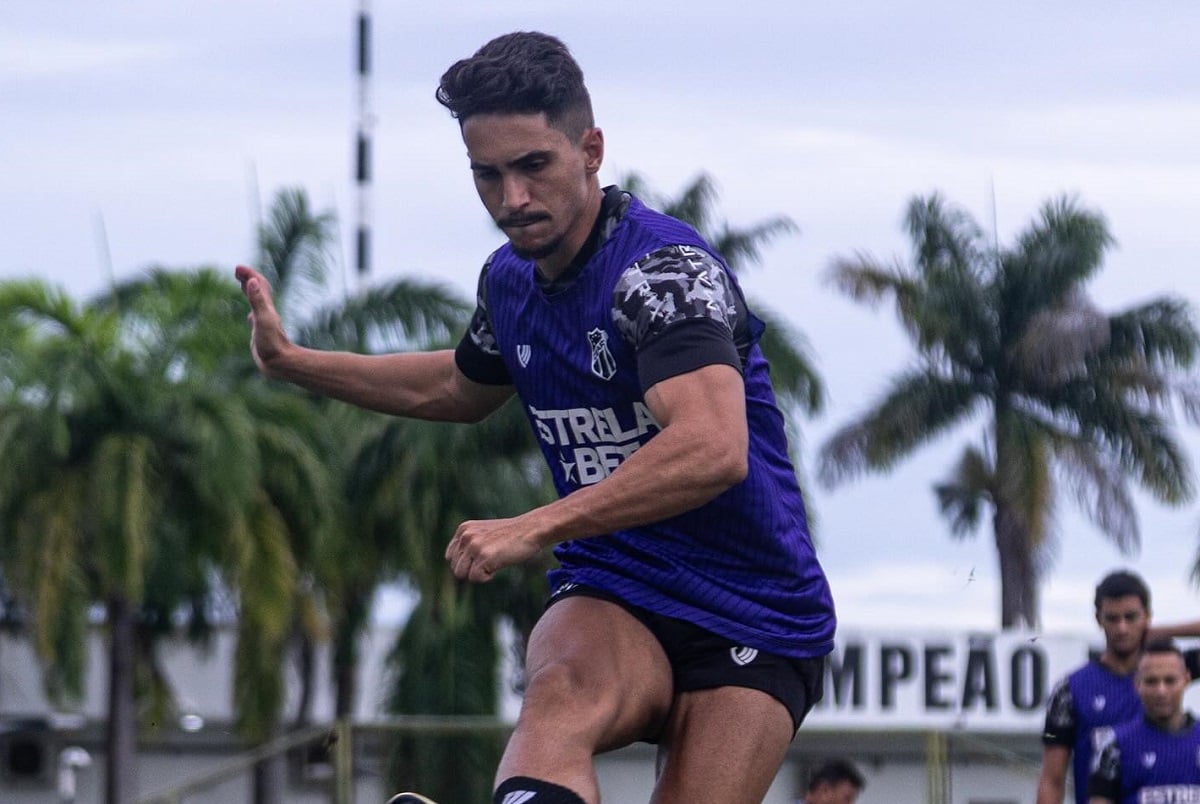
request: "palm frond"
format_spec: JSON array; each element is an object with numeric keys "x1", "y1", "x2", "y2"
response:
[
  {"x1": 998, "y1": 196, "x2": 1114, "y2": 337},
  {"x1": 709, "y1": 217, "x2": 799, "y2": 273},
  {"x1": 1049, "y1": 435, "x2": 1139, "y2": 554},
  {"x1": 747, "y1": 305, "x2": 824, "y2": 415},
  {"x1": 934, "y1": 444, "x2": 994, "y2": 539},
  {"x1": 1048, "y1": 379, "x2": 1192, "y2": 504},
  {"x1": 255, "y1": 187, "x2": 339, "y2": 316},
  {"x1": 904, "y1": 194, "x2": 987, "y2": 278},
  {"x1": 1106, "y1": 297, "x2": 1199, "y2": 371},
  {"x1": 818, "y1": 369, "x2": 979, "y2": 487},
  {"x1": 296, "y1": 277, "x2": 471, "y2": 353}
]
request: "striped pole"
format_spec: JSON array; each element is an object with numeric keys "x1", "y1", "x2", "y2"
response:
[{"x1": 354, "y1": 0, "x2": 373, "y2": 282}]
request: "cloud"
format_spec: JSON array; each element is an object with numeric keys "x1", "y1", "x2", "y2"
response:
[{"x1": 0, "y1": 33, "x2": 177, "y2": 79}]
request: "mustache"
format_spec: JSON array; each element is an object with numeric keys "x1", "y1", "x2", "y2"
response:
[{"x1": 498, "y1": 213, "x2": 550, "y2": 228}]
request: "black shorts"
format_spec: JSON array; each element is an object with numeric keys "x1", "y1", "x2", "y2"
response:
[{"x1": 546, "y1": 586, "x2": 825, "y2": 733}]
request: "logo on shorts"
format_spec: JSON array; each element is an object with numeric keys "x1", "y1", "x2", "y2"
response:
[
  {"x1": 1092, "y1": 694, "x2": 1106, "y2": 711},
  {"x1": 551, "y1": 582, "x2": 578, "y2": 598},
  {"x1": 730, "y1": 646, "x2": 759, "y2": 666},
  {"x1": 516, "y1": 344, "x2": 532, "y2": 368}
]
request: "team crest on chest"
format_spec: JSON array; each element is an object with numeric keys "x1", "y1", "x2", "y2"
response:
[
  {"x1": 517, "y1": 344, "x2": 532, "y2": 368},
  {"x1": 588, "y1": 328, "x2": 617, "y2": 381}
]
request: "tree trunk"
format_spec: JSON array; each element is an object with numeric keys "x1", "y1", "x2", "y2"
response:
[
  {"x1": 993, "y1": 503, "x2": 1038, "y2": 630},
  {"x1": 992, "y1": 406, "x2": 1042, "y2": 631},
  {"x1": 292, "y1": 630, "x2": 314, "y2": 728},
  {"x1": 334, "y1": 589, "x2": 368, "y2": 718},
  {"x1": 105, "y1": 594, "x2": 138, "y2": 804}
]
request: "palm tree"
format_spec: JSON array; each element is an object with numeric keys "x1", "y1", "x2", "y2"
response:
[
  {"x1": 247, "y1": 188, "x2": 554, "y2": 798},
  {"x1": 0, "y1": 273, "x2": 322, "y2": 803},
  {"x1": 249, "y1": 188, "x2": 483, "y2": 720},
  {"x1": 817, "y1": 193, "x2": 1200, "y2": 628}
]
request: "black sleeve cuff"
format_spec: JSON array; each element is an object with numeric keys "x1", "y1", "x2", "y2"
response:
[
  {"x1": 637, "y1": 317, "x2": 740, "y2": 392},
  {"x1": 454, "y1": 334, "x2": 512, "y2": 386}
]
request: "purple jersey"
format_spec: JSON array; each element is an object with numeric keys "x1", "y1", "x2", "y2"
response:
[
  {"x1": 458, "y1": 191, "x2": 835, "y2": 659},
  {"x1": 1044, "y1": 661, "x2": 1143, "y2": 804},
  {"x1": 1088, "y1": 715, "x2": 1200, "y2": 802}
]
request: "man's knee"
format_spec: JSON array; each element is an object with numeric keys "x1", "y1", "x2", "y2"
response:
[{"x1": 520, "y1": 659, "x2": 613, "y2": 725}]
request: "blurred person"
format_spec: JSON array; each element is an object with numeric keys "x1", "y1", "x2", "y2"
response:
[
  {"x1": 1086, "y1": 639, "x2": 1200, "y2": 802},
  {"x1": 801, "y1": 758, "x2": 865, "y2": 804},
  {"x1": 1036, "y1": 570, "x2": 1200, "y2": 804}
]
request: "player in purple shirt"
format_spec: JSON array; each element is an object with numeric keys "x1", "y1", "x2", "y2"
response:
[
  {"x1": 1087, "y1": 640, "x2": 1200, "y2": 803},
  {"x1": 1038, "y1": 571, "x2": 1200, "y2": 804},
  {"x1": 238, "y1": 30, "x2": 835, "y2": 804}
]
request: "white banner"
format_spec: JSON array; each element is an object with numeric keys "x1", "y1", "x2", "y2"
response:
[{"x1": 806, "y1": 629, "x2": 1095, "y2": 732}]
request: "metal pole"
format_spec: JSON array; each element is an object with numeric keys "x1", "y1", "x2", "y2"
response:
[
  {"x1": 334, "y1": 719, "x2": 354, "y2": 804},
  {"x1": 354, "y1": 0, "x2": 373, "y2": 285}
]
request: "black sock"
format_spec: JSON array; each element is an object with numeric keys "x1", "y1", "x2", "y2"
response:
[{"x1": 493, "y1": 775, "x2": 586, "y2": 804}]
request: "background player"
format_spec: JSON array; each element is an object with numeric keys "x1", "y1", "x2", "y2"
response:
[
  {"x1": 1036, "y1": 570, "x2": 1200, "y2": 804},
  {"x1": 1086, "y1": 639, "x2": 1200, "y2": 802},
  {"x1": 801, "y1": 758, "x2": 865, "y2": 804}
]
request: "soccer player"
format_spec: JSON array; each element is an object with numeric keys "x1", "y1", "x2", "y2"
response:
[
  {"x1": 1086, "y1": 639, "x2": 1200, "y2": 802},
  {"x1": 801, "y1": 758, "x2": 866, "y2": 804},
  {"x1": 238, "y1": 31, "x2": 835, "y2": 804},
  {"x1": 1036, "y1": 570, "x2": 1200, "y2": 804}
]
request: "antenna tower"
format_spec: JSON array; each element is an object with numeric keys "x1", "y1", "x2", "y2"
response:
[{"x1": 354, "y1": 0, "x2": 373, "y2": 284}]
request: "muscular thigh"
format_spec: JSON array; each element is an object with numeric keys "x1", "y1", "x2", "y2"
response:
[
  {"x1": 523, "y1": 595, "x2": 675, "y2": 750},
  {"x1": 653, "y1": 686, "x2": 794, "y2": 804}
]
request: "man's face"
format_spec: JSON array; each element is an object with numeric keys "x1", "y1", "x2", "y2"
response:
[
  {"x1": 461, "y1": 112, "x2": 603, "y2": 275},
  {"x1": 807, "y1": 780, "x2": 860, "y2": 804},
  {"x1": 1136, "y1": 651, "x2": 1189, "y2": 722},
  {"x1": 1095, "y1": 594, "x2": 1149, "y2": 659}
]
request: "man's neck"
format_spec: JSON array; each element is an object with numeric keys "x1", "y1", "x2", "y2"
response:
[
  {"x1": 1100, "y1": 650, "x2": 1139, "y2": 676},
  {"x1": 1146, "y1": 710, "x2": 1189, "y2": 733},
  {"x1": 534, "y1": 183, "x2": 604, "y2": 282}
]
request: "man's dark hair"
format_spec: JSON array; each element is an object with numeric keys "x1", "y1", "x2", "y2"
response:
[
  {"x1": 1141, "y1": 637, "x2": 1183, "y2": 662},
  {"x1": 1093, "y1": 569, "x2": 1150, "y2": 614},
  {"x1": 436, "y1": 31, "x2": 595, "y2": 139},
  {"x1": 807, "y1": 758, "x2": 865, "y2": 792}
]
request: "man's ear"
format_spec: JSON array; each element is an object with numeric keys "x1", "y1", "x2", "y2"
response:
[{"x1": 581, "y1": 127, "x2": 604, "y2": 175}]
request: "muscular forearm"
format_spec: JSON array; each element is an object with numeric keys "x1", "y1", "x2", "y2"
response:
[
  {"x1": 264, "y1": 345, "x2": 508, "y2": 422},
  {"x1": 522, "y1": 364, "x2": 746, "y2": 546},
  {"x1": 445, "y1": 364, "x2": 751, "y2": 583},
  {"x1": 1149, "y1": 619, "x2": 1200, "y2": 640},
  {"x1": 517, "y1": 382, "x2": 747, "y2": 547}
]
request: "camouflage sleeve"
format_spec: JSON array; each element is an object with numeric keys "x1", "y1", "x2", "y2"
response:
[
  {"x1": 454, "y1": 255, "x2": 512, "y2": 386},
  {"x1": 1085, "y1": 726, "x2": 1120, "y2": 800},
  {"x1": 1042, "y1": 676, "x2": 1077, "y2": 747},
  {"x1": 612, "y1": 244, "x2": 744, "y2": 391}
]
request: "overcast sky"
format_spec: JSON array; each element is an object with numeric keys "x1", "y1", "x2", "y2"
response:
[{"x1": 4, "y1": 1, "x2": 1200, "y2": 636}]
